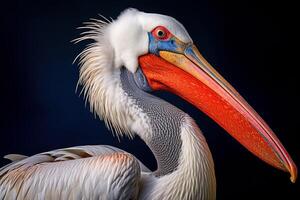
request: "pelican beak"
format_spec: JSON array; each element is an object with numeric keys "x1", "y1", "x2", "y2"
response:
[{"x1": 139, "y1": 44, "x2": 297, "y2": 182}]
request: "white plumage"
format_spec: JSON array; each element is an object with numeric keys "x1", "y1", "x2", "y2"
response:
[
  {"x1": 0, "y1": 117, "x2": 215, "y2": 200},
  {"x1": 0, "y1": 146, "x2": 147, "y2": 199}
]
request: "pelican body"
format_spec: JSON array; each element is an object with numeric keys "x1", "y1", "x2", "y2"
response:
[{"x1": 0, "y1": 8, "x2": 297, "y2": 200}]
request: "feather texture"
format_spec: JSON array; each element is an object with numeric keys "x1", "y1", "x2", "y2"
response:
[{"x1": 0, "y1": 145, "x2": 149, "y2": 200}]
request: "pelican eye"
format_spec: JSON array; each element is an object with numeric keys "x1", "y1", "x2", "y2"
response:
[
  {"x1": 152, "y1": 26, "x2": 171, "y2": 40},
  {"x1": 157, "y1": 30, "x2": 166, "y2": 38}
]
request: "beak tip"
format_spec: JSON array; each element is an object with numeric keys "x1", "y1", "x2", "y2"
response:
[
  {"x1": 289, "y1": 164, "x2": 297, "y2": 183},
  {"x1": 290, "y1": 175, "x2": 296, "y2": 183}
]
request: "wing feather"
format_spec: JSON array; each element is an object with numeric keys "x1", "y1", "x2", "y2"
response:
[
  {"x1": 3, "y1": 154, "x2": 28, "y2": 162},
  {"x1": 0, "y1": 145, "x2": 149, "y2": 200}
]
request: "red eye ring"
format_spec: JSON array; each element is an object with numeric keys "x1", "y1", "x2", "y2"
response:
[{"x1": 151, "y1": 26, "x2": 171, "y2": 40}]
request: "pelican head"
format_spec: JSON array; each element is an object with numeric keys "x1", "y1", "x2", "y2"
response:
[{"x1": 76, "y1": 8, "x2": 297, "y2": 194}]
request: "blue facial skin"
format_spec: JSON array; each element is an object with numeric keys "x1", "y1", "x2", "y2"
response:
[
  {"x1": 148, "y1": 33, "x2": 180, "y2": 55},
  {"x1": 134, "y1": 33, "x2": 182, "y2": 92},
  {"x1": 134, "y1": 33, "x2": 189, "y2": 92}
]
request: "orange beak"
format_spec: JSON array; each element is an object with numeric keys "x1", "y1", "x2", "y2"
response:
[{"x1": 138, "y1": 44, "x2": 297, "y2": 182}]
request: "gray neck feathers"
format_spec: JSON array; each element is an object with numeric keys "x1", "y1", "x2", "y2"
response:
[{"x1": 120, "y1": 68, "x2": 185, "y2": 176}]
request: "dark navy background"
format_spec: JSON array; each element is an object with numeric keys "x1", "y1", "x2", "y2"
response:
[{"x1": 0, "y1": 0, "x2": 298, "y2": 199}]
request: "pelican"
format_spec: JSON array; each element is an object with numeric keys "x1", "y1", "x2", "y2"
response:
[{"x1": 0, "y1": 8, "x2": 297, "y2": 200}]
